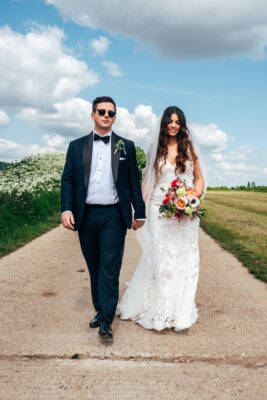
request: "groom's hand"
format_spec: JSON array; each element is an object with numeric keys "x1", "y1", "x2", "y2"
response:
[
  {"x1": 61, "y1": 211, "x2": 75, "y2": 230},
  {"x1": 132, "y1": 219, "x2": 145, "y2": 230}
]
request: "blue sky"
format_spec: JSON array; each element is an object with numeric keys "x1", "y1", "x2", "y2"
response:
[{"x1": 0, "y1": 0, "x2": 267, "y2": 186}]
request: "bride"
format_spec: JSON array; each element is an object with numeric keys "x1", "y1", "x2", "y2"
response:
[{"x1": 117, "y1": 106, "x2": 205, "y2": 331}]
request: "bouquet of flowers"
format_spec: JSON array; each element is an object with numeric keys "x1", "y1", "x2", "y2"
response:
[{"x1": 159, "y1": 177, "x2": 206, "y2": 221}]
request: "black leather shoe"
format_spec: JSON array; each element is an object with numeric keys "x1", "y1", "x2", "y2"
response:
[
  {"x1": 89, "y1": 312, "x2": 102, "y2": 328},
  {"x1": 98, "y1": 321, "x2": 113, "y2": 339}
]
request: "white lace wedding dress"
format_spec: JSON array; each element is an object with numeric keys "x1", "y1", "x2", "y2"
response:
[{"x1": 117, "y1": 159, "x2": 200, "y2": 331}]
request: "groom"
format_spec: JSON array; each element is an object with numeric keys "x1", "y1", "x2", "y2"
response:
[{"x1": 61, "y1": 96, "x2": 145, "y2": 339}]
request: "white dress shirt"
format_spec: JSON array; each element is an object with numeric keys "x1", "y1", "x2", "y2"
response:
[
  {"x1": 86, "y1": 131, "x2": 119, "y2": 205},
  {"x1": 62, "y1": 131, "x2": 145, "y2": 220}
]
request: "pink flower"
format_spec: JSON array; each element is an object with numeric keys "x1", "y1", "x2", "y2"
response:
[{"x1": 174, "y1": 197, "x2": 188, "y2": 210}]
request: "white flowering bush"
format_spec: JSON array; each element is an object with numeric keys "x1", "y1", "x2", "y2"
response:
[{"x1": 0, "y1": 153, "x2": 65, "y2": 196}]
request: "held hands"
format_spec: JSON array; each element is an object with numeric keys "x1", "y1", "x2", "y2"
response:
[
  {"x1": 61, "y1": 211, "x2": 75, "y2": 230},
  {"x1": 62, "y1": 212, "x2": 144, "y2": 231},
  {"x1": 132, "y1": 219, "x2": 145, "y2": 230}
]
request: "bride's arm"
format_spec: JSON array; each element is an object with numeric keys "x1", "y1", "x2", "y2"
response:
[{"x1": 193, "y1": 158, "x2": 204, "y2": 197}]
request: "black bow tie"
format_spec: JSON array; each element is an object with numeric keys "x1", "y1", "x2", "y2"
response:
[{"x1": 94, "y1": 133, "x2": 110, "y2": 144}]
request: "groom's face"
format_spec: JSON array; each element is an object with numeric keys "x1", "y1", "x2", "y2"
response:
[{"x1": 91, "y1": 102, "x2": 116, "y2": 132}]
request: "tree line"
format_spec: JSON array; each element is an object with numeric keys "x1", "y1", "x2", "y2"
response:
[{"x1": 208, "y1": 183, "x2": 267, "y2": 192}]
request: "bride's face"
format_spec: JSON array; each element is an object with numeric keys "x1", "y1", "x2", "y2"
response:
[{"x1": 167, "y1": 113, "x2": 181, "y2": 137}]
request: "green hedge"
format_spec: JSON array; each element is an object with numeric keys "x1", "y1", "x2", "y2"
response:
[{"x1": 0, "y1": 190, "x2": 61, "y2": 257}]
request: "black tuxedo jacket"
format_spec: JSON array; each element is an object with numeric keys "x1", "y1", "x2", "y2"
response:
[{"x1": 61, "y1": 131, "x2": 146, "y2": 230}]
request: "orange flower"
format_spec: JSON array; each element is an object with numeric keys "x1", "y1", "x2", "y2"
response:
[{"x1": 178, "y1": 198, "x2": 186, "y2": 207}]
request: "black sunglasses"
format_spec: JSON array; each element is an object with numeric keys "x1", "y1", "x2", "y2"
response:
[{"x1": 96, "y1": 109, "x2": 116, "y2": 118}]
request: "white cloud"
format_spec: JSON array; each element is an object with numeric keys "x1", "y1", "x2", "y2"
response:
[
  {"x1": 219, "y1": 161, "x2": 257, "y2": 172},
  {"x1": 226, "y1": 150, "x2": 246, "y2": 161},
  {"x1": 13, "y1": 100, "x2": 230, "y2": 161},
  {"x1": 114, "y1": 104, "x2": 158, "y2": 146},
  {"x1": 45, "y1": 0, "x2": 267, "y2": 60},
  {"x1": 204, "y1": 144, "x2": 264, "y2": 186},
  {"x1": 17, "y1": 100, "x2": 229, "y2": 155},
  {"x1": 0, "y1": 111, "x2": 10, "y2": 127},
  {"x1": 102, "y1": 61, "x2": 124, "y2": 77},
  {"x1": 1, "y1": 103, "x2": 158, "y2": 161},
  {"x1": 90, "y1": 36, "x2": 110, "y2": 56},
  {"x1": 226, "y1": 145, "x2": 253, "y2": 161},
  {"x1": 2, "y1": 96, "x2": 266, "y2": 185},
  {"x1": 42, "y1": 133, "x2": 68, "y2": 148},
  {"x1": 189, "y1": 123, "x2": 229, "y2": 152},
  {"x1": 210, "y1": 145, "x2": 253, "y2": 162},
  {"x1": 17, "y1": 100, "x2": 157, "y2": 144},
  {"x1": 210, "y1": 153, "x2": 224, "y2": 161},
  {"x1": 0, "y1": 25, "x2": 99, "y2": 110},
  {"x1": 0, "y1": 135, "x2": 68, "y2": 162},
  {"x1": 0, "y1": 138, "x2": 38, "y2": 161},
  {"x1": 186, "y1": 123, "x2": 255, "y2": 186},
  {"x1": 18, "y1": 97, "x2": 92, "y2": 137}
]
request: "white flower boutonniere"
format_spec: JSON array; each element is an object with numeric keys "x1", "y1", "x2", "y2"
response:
[{"x1": 114, "y1": 139, "x2": 126, "y2": 155}]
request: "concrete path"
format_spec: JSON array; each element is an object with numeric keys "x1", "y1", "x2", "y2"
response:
[{"x1": 0, "y1": 227, "x2": 266, "y2": 399}]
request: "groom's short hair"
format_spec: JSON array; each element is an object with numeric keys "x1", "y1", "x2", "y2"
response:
[{"x1": 92, "y1": 96, "x2": 116, "y2": 113}]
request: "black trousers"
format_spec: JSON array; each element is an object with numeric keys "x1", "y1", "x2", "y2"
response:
[{"x1": 78, "y1": 204, "x2": 127, "y2": 323}]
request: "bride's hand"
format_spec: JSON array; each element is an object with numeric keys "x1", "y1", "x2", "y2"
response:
[{"x1": 193, "y1": 187, "x2": 202, "y2": 198}]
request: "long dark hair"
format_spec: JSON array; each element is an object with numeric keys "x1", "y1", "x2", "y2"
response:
[{"x1": 154, "y1": 106, "x2": 197, "y2": 174}]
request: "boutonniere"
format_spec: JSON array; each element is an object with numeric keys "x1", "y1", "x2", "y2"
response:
[{"x1": 114, "y1": 139, "x2": 126, "y2": 155}]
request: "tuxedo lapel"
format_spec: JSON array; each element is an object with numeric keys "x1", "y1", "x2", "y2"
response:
[
  {"x1": 111, "y1": 132, "x2": 120, "y2": 182},
  {"x1": 83, "y1": 131, "x2": 93, "y2": 188}
]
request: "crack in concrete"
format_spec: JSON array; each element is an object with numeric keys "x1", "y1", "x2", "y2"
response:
[{"x1": 0, "y1": 354, "x2": 266, "y2": 369}]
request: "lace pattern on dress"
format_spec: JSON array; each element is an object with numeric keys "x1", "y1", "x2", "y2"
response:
[{"x1": 118, "y1": 159, "x2": 200, "y2": 331}]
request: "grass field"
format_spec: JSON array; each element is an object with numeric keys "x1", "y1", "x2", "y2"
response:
[{"x1": 200, "y1": 191, "x2": 267, "y2": 283}]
